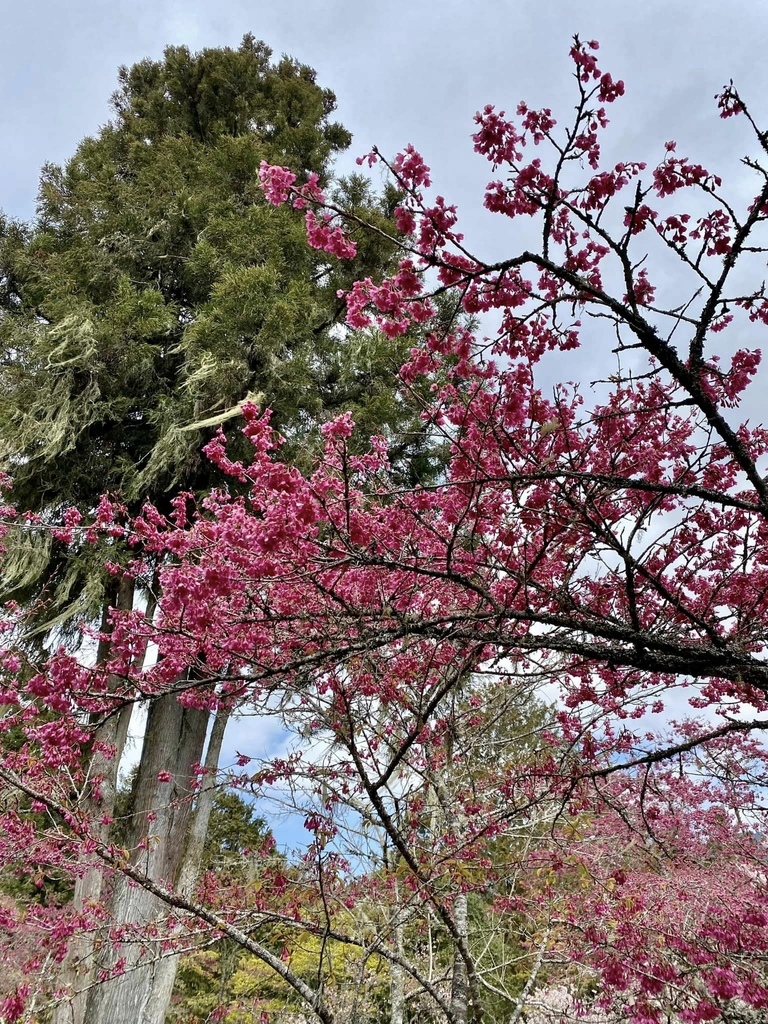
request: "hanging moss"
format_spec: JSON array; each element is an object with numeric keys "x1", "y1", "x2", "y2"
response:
[{"x1": 0, "y1": 36, "x2": 440, "y2": 637}]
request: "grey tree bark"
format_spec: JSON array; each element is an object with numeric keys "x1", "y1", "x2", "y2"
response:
[
  {"x1": 431, "y1": 722, "x2": 472, "y2": 1024},
  {"x1": 381, "y1": 841, "x2": 405, "y2": 1024},
  {"x1": 84, "y1": 694, "x2": 210, "y2": 1023},
  {"x1": 389, "y1": 888, "x2": 406, "y2": 1024},
  {"x1": 50, "y1": 576, "x2": 136, "y2": 1024},
  {"x1": 449, "y1": 891, "x2": 469, "y2": 1024},
  {"x1": 143, "y1": 705, "x2": 230, "y2": 1024}
]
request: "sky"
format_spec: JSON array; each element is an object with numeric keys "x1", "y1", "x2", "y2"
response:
[
  {"x1": 4, "y1": 0, "x2": 768, "y2": 230},
  {"x1": 5, "y1": 0, "x2": 768, "y2": 848},
  {"x1": 4, "y1": 1, "x2": 768, "y2": 382}
]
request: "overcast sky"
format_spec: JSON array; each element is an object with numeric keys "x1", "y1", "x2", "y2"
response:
[
  {"x1": 6, "y1": 0, "x2": 768, "y2": 846},
  {"x1": 4, "y1": 0, "x2": 768, "y2": 228}
]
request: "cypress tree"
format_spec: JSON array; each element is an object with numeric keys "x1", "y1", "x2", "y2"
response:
[{"x1": 0, "y1": 34, "x2": 429, "y2": 617}]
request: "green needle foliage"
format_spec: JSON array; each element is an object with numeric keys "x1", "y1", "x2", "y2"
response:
[{"x1": 0, "y1": 35, "x2": 436, "y2": 633}]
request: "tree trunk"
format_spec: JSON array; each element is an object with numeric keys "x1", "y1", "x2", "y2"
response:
[
  {"x1": 389, "y1": 880, "x2": 405, "y2": 1024},
  {"x1": 143, "y1": 705, "x2": 230, "y2": 1024},
  {"x1": 381, "y1": 837, "x2": 407, "y2": 1024},
  {"x1": 84, "y1": 694, "x2": 210, "y2": 1023},
  {"x1": 51, "y1": 576, "x2": 136, "y2": 1024},
  {"x1": 449, "y1": 892, "x2": 469, "y2": 1024}
]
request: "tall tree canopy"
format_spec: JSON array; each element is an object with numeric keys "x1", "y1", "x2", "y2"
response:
[{"x1": 0, "y1": 33, "x2": 433, "y2": 627}]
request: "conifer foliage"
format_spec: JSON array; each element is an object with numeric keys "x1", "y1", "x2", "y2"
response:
[{"x1": 0, "y1": 34, "x2": 429, "y2": 625}]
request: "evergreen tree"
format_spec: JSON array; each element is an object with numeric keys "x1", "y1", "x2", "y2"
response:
[
  {"x1": 0, "y1": 35, "x2": 433, "y2": 1024},
  {"x1": 0, "y1": 34, "x2": 431, "y2": 626}
]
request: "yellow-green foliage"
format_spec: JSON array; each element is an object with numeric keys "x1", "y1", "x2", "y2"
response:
[{"x1": 171, "y1": 928, "x2": 389, "y2": 1024}]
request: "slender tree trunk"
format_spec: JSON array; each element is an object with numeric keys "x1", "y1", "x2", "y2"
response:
[
  {"x1": 84, "y1": 694, "x2": 210, "y2": 1023},
  {"x1": 143, "y1": 705, "x2": 230, "y2": 1024},
  {"x1": 51, "y1": 576, "x2": 136, "y2": 1024},
  {"x1": 508, "y1": 925, "x2": 551, "y2": 1024},
  {"x1": 381, "y1": 837, "x2": 407, "y2": 1024},
  {"x1": 389, "y1": 877, "x2": 405, "y2": 1024},
  {"x1": 449, "y1": 892, "x2": 469, "y2": 1024},
  {"x1": 432, "y1": 724, "x2": 473, "y2": 1024}
]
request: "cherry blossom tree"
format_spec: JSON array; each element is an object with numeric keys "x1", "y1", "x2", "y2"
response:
[{"x1": 2, "y1": 35, "x2": 768, "y2": 1024}]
